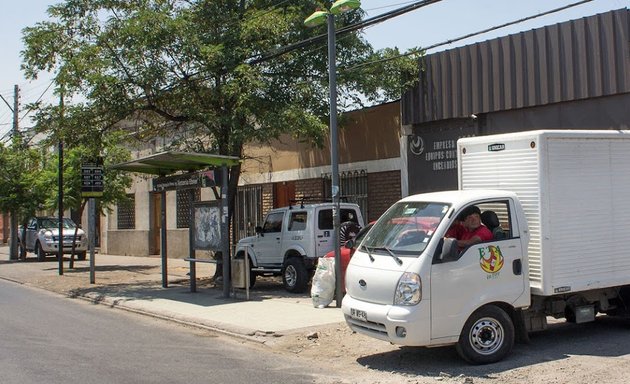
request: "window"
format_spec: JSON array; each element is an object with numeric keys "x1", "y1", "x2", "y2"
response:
[
  {"x1": 317, "y1": 208, "x2": 359, "y2": 230},
  {"x1": 323, "y1": 170, "x2": 368, "y2": 220},
  {"x1": 117, "y1": 194, "x2": 136, "y2": 229},
  {"x1": 176, "y1": 188, "x2": 200, "y2": 228},
  {"x1": 288, "y1": 211, "x2": 308, "y2": 231},
  {"x1": 234, "y1": 185, "x2": 263, "y2": 242},
  {"x1": 262, "y1": 212, "x2": 284, "y2": 233},
  {"x1": 475, "y1": 201, "x2": 513, "y2": 239}
]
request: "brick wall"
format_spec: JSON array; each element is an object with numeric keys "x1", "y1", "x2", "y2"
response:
[
  {"x1": 261, "y1": 183, "x2": 274, "y2": 216},
  {"x1": 367, "y1": 171, "x2": 401, "y2": 221},
  {"x1": 295, "y1": 178, "x2": 325, "y2": 203},
  {"x1": 257, "y1": 172, "x2": 400, "y2": 222}
]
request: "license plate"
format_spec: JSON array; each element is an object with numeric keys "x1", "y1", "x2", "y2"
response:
[{"x1": 350, "y1": 308, "x2": 367, "y2": 322}]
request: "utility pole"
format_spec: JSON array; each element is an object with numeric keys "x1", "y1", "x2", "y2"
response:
[
  {"x1": 58, "y1": 91, "x2": 64, "y2": 275},
  {"x1": 8, "y1": 85, "x2": 20, "y2": 260}
]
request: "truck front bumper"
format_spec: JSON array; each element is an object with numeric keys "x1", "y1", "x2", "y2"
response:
[{"x1": 341, "y1": 295, "x2": 432, "y2": 346}]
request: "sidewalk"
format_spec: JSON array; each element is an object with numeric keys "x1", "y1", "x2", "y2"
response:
[{"x1": 0, "y1": 246, "x2": 344, "y2": 340}]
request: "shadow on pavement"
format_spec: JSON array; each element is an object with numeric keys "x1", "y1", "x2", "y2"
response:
[
  {"x1": 355, "y1": 316, "x2": 630, "y2": 377},
  {"x1": 67, "y1": 275, "x2": 312, "y2": 307}
]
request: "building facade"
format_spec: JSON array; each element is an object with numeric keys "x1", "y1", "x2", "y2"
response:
[
  {"x1": 401, "y1": 8, "x2": 630, "y2": 195},
  {"x1": 101, "y1": 101, "x2": 406, "y2": 258},
  {"x1": 100, "y1": 8, "x2": 630, "y2": 258}
]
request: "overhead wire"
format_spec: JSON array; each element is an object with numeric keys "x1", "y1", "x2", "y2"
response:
[{"x1": 341, "y1": 0, "x2": 595, "y2": 71}]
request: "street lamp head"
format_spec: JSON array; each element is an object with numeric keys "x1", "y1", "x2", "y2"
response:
[
  {"x1": 304, "y1": 10, "x2": 329, "y2": 27},
  {"x1": 330, "y1": 0, "x2": 361, "y2": 15}
]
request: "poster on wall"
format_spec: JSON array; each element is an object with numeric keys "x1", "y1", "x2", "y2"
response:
[{"x1": 192, "y1": 201, "x2": 222, "y2": 251}]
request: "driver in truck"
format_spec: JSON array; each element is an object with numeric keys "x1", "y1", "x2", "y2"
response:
[{"x1": 446, "y1": 205, "x2": 493, "y2": 251}]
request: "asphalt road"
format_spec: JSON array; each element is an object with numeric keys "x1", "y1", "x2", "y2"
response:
[{"x1": 0, "y1": 279, "x2": 322, "y2": 384}]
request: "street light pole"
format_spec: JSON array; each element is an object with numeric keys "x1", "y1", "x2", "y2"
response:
[
  {"x1": 305, "y1": 0, "x2": 361, "y2": 308},
  {"x1": 326, "y1": 12, "x2": 343, "y2": 308}
]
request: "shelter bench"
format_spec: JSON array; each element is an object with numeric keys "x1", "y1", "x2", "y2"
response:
[{"x1": 184, "y1": 258, "x2": 218, "y2": 292}]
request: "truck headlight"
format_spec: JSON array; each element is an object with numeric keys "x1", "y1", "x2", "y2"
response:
[
  {"x1": 394, "y1": 272, "x2": 422, "y2": 306},
  {"x1": 43, "y1": 231, "x2": 53, "y2": 241}
]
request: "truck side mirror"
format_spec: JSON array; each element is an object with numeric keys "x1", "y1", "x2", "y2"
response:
[
  {"x1": 345, "y1": 239, "x2": 355, "y2": 249},
  {"x1": 433, "y1": 238, "x2": 458, "y2": 263},
  {"x1": 255, "y1": 226, "x2": 263, "y2": 236}
]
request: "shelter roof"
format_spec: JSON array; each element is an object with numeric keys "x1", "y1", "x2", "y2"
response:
[{"x1": 111, "y1": 151, "x2": 240, "y2": 176}]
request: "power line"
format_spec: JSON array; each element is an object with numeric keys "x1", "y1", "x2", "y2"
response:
[
  {"x1": 341, "y1": 0, "x2": 596, "y2": 72},
  {"x1": 250, "y1": 0, "x2": 443, "y2": 65},
  {"x1": 19, "y1": 80, "x2": 55, "y2": 123}
]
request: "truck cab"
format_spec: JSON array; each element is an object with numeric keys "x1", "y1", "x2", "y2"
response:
[{"x1": 342, "y1": 190, "x2": 529, "y2": 364}]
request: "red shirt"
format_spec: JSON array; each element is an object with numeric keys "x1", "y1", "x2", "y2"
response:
[{"x1": 447, "y1": 223, "x2": 493, "y2": 242}]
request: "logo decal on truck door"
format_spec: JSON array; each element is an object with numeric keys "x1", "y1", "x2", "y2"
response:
[{"x1": 479, "y1": 245, "x2": 504, "y2": 275}]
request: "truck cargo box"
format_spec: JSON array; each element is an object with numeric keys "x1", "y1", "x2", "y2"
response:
[{"x1": 458, "y1": 130, "x2": 630, "y2": 296}]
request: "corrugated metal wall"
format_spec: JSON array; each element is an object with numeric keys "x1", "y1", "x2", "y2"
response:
[{"x1": 402, "y1": 8, "x2": 630, "y2": 126}]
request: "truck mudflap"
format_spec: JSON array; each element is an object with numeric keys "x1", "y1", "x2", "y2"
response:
[{"x1": 341, "y1": 295, "x2": 432, "y2": 346}]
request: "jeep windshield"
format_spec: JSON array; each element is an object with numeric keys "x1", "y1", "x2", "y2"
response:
[{"x1": 360, "y1": 201, "x2": 450, "y2": 257}]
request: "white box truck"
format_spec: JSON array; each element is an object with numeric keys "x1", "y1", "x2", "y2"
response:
[{"x1": 342, "y1": 130, "x2": 630, "y2": 364}]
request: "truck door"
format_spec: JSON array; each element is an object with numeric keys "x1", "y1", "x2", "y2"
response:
[
  {"x1": 430, "y1": 200, "x2": 527, "y2": 342},
  {"x1": 254, "y1": 211, "x2": 285, "y2": 266}
]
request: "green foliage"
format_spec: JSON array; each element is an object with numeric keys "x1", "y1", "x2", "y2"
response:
[
  {"x1": 21, "y1": 0, "x2": 421, "y2": 157},
  {"x1": 36, "y1": 144, "x2": 132, "y2": 215},
  {"x1": 20, "y1": 0, "x2": 422, "y2": 224},
  {"x1": 0, "y1": 143, "x2": 47, "y2": 221}
]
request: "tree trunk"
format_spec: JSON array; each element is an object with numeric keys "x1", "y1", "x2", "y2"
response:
[{"x1": 69, "y1": 200, "x2": 87, "y2": 269}]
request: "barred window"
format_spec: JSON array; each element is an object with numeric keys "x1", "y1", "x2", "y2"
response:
[
  {"x1": 323, "y1": 170, "x2": 368, "y2": 220},
  {"x1": 176, "y1": 188, "x2": 200, "y2": 228},
  {"x1": 234, "y1": 185, "x2": 263, "y2": 242},
  {"x1": 117, "y1": 194, "x2": 136, "y2": 229}
]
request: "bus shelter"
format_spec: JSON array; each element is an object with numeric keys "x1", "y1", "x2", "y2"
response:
[{"x1": 112, "y1": 151, "x2": 240, "y2": 297}]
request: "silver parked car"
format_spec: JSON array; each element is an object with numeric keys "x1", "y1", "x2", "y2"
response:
[{"x1": 18, "y1": 217, "x2": 88, "y2": 261}]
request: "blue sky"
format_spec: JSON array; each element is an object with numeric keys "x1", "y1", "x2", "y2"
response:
[{"x1": 0, "y1": 0, "x2": 627, "y2": 139}]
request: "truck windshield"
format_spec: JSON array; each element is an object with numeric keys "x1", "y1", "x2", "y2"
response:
[{"x1": 361, "y1": 202, "x2": 449, "y2": 256}]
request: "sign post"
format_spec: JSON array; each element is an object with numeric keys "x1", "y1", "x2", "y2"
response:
[{"x1": 81, "y1": 158, "x2": 104, "y2": 283}]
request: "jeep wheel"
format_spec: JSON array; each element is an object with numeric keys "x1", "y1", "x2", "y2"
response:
[
  {"x1": 283, "y1": 258, "x2": 308, "y2": 293},
  {"x1": 77, "y1": 251, "x2": 87, "y2": 261},
  {"x1": 35, "y1": 242, "x2": 46, "y2": 262}
]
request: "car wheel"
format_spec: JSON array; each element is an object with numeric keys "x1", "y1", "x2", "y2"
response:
[
  {"x1": 282, "y1": 258, "x2": 308, "y2": 293},
  {"x1": 35, "y1": 242, "x2": 46, "y2": 262},
  {"x1": 456, "y1": 305, "x2": 514, "y2": 364},
  {"x1": 77, "y1": 251, "x2": 87, "y2": 261}
]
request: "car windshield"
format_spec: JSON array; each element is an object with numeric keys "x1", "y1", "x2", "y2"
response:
[
  {"x1": 360, "y1": 201, "x2": 450, "y2": 256},
  {"x1": 39, "y1": 218, "x2": 78, "y2": 230}
]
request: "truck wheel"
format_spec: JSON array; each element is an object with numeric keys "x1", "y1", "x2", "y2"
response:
[
  {"x1": 456, "y1": 305, "x2": 514, "y2": 364},
  {"x1": 35, "y1": 242, "x2": 46, "y2": 262},
  {"x1": 77, "y1": 251, "x2": 87, "y2": 261},
  {"x1": 283, "y1": 258, "x2": 308, "y2": 293}
]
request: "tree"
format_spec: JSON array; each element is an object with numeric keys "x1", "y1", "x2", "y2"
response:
[
  {"x1": 21, "y1": 0, "x2": 420, "y2": 235},
  {"x1": 27, "y1": 102, "x2": 133, "y2": 262},
  {"x1": 0, "y1": 143, "x2": 47, "y2": 259}
]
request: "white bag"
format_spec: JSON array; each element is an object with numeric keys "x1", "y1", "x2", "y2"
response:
[{"x1": 311, "y1": 257, "x2": 335, "y2": 308}]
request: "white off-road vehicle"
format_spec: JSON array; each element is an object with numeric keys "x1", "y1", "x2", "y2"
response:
[{"x1": 235, "y1": 202, "x2": 364, "y2": 293}]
